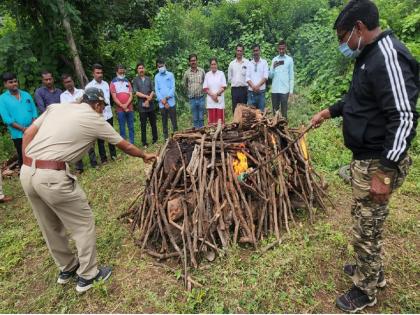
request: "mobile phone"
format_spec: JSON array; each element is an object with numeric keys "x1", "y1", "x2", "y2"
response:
[{"x1": 275, "y1": 60, "x2": 285, "y2": 67}]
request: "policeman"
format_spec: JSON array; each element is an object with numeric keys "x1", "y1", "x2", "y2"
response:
[
  {"x1": 311, "y1": 0, "x2": 419, "y2": 312},
  {"x1": 20, "y1": 87, "x2": 156, "y2": 293}
]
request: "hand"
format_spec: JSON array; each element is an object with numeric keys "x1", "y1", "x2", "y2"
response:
[
  {"x1": 143, "y1": 100, "x2": 150, "y2": 108},
  {"x1": 211, "y1": 93, "x2": 219, "y2": 102},
  {"x1": 143, "y1": 153, "x2": 157, "y2": 163},
  {"x1": 252, "y1": 86, "x2": 260, "y2": 93},
  {"x1": 370, "y1": 170, "x2": 392, "y2": 204},
  {"x1": 311, "y1": 110, "x2": 329, "y2": 128}
]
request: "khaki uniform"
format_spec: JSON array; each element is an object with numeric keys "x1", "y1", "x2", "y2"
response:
[
  {"x1": 20, "y1": 103, "x2": 123, "y2": 279},
  {"x1": 350, "y1": 156, "x2": 411, "y2": 298}
]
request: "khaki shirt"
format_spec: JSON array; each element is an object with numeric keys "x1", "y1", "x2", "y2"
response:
[
  {"x1": 26, "y1": 102, "x2": 123, "y2": 163},
  {"x1": 182, "y1": 67, "x2": 205, "y2": 98}
]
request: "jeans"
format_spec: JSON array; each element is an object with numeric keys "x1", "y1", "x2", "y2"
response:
[
  {"x1": 272, "y1": 93, "x2": 289, "y2": 118},
  {"x1": 189, "y1": 96, "x2": 205, "y2": 128},
  {"x1": 231, "y1": 86, "x2": 248, "y2": 114},
  {"x1": 117, "y1": 111, "x2": 135, "y2": 144},
  {"x1": 247, "y1": 90, "x2": 266, "y2": 111},
  {"x1": 97, "y1": 117, "x2": 117, "y2": 162},
  {"x1": 160, "y1": 106, "x2": 177, "y2": 139},
  {"x1": 13, "y1": 138, "x2": 23, "y2": 167},
  {"x1": 139, "y1": 110, "x2": 158, "y2": 146}
]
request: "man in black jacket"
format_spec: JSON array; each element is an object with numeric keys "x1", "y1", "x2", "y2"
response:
[{"x1": 311, "y1": 0, "x2": 419, "y2": 312}]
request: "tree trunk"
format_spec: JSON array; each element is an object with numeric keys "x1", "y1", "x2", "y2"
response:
[{"x1": 57, "y1": 0, "x2": 89, "y2": 88}]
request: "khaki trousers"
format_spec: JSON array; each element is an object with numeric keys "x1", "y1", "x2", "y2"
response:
[
  {"x1": 0, "y1": 172, "x2": 4, "y2": 199},
  {"x1": 20, "y1": 164, "x2": 98, "y2": 279}
]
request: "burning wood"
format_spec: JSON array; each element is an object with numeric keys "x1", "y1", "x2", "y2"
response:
[{"x1": 130, "y1": 105, "x2": 327, "y2": 274}]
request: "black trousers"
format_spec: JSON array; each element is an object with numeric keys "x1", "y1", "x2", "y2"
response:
[
  {"x1": 231, "y1": 86, "x2": 248, "y2": 114},
  {"x1": 13, "y1": 138, "x2": 23, "y2": 167},
  {"x1": 160, "y1": 106, "x2": 177, "y2": 139},
  {"x1": 272, "y1": 93, "x2": 289, "y2": 118},
  {"x1": 97, "y1": 117, "x2": 117, "y2": 162},
  {"x1": 75, "y1": 147, "x2": 98, "y2": 171},
  {"x1": 139, "y1": 110, "x2": 158, "y2": 146}
]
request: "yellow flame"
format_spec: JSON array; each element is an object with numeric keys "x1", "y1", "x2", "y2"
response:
[{"x1": 233, "y1": 152, "x2": 248, "y2": 175}]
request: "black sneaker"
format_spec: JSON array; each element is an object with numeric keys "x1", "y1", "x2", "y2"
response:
[
  {"x1": 344, "y1": 264, "x2": 386, "y2": 288},
  {"x1": 75, "y1": 266, "x2": 112, "y2": 293},
  {"x1": 57, "y1": 263, "x2": 79, "y2": 284},
  {"x1": 336, "y1": 285, "x2": 377, "y2": 313}
]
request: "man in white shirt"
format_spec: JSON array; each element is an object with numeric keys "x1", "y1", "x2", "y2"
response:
[
  {"x1": 85, "y1": 64, "x2": 117, "y2": 163},
  {"x1": 60, "y1": 74, "x2": 84, "y2": 103},
  {"x1": 269, "y1": 40, "x2": 294, "y2": 118},
  {"x1": 60, "y1": 74, "x2": 97, "y2": 172},
  {"x1": 246, "y1": 44, "x2": 269, "y2": 112},
  {"x1": 228, "y1": 44, "x2": 249, "y2": 114}
]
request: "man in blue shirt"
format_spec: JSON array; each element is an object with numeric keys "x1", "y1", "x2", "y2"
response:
[
  {"x1": 155, "y1": 58, "x2": 177, "y2": 140},
  {"x1": 269, "y1": 40, "x2": 294, "y2": 118},
  {"x1": 0, "y1": 72, "x2": 38, "y2": 167},
  {"x1": 34, "y1": 70, "x2": 62, "y2": 113}
]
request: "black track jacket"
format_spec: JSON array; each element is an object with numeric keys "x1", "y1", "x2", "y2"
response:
[{"x1": 329, "y1": 30, "x2": 419, "y2": 169}]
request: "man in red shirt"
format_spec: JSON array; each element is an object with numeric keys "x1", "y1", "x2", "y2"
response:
[{"x1": 110, "y1": 65, "x2": 134, "y2": 144}]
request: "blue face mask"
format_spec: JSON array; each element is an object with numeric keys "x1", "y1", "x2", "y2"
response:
[
  {"x1": 158, "y1": 66, "x2": 166, "y2": 74},
  {"x1": 338, "y1": 27, "x2": 362, "y2": 59}
]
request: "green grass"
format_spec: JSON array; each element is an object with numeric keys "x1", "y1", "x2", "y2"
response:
[{"x1": 0, "y1": 96, "x2": 419, "y2": 313}]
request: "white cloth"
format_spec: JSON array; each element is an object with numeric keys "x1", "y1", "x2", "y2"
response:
[
  {"x1": 60, "y1": 88, "x2": 84, "y2": 104},
  {"x1": 246, "y1": 58, "x2": 269, "y2": 91},
  {"x1": 203, "y1": 70, "x2": 227, "y2": 109},
  {"x1": 228, "y1": 58, "x2": 249, "y2": 87},
  {"x1": 85, "y1": 79, "x2": 113, "y2": 120},
  {"x1": 0, "y1": 172, "x2": 4, "y2": 199}
]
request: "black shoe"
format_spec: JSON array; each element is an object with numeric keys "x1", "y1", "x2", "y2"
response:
[
  {"x1": 57, "y1": 263, "x2": 80, "y2": 284},
  {"x1": 343, "y1": 264, "x2": 386, "y2": 288},
  {"x1": 336, "y1": 285, "x2": 377, "y2": 313},
  {"x1": 75, "y1": 266, "x2": 112, "y2": 293}
]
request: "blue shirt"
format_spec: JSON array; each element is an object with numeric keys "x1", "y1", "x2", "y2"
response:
[
  {"x1": 269, "y1": 54, "x2": 294, "y2": 94},
  {"x1": 0, "y1": 90, "x2": 38, "y2": 139},
  {"x1": 154, "y1": 71, "x2": 176, "y2": 108},
  {"x1": 34, "y1": 86, "x2": 62, "y2": 113}
]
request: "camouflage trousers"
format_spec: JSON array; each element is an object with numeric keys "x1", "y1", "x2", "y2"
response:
[{"x1": 350, "y1": 156, "x2": 411, "y2": 298}]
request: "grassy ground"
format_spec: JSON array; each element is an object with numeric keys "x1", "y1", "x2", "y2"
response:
[{"x1": 0, "y1": 97, "x2": 419, "y2": 313}]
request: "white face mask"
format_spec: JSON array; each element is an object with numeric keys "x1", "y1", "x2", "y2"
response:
[
  {"x1": 338, "y1": 27, "x2": 362, "y2": 59},
  {"x1": 158, "y1": 66, "x2": 166, "y2": 74},
  {"x1": 117, "y1": 74, "x2": 125, "y2": 79}
]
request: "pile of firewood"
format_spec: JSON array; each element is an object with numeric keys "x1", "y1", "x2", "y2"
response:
[{"x1": 130, "y1": 105, "x2": 327, "y2": 271}]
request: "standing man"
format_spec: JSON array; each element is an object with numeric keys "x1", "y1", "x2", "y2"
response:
[
  {"x1": 155, "y1": 58, "x2": 177, "y2": 140},
  {"x1": 311, "y1": 0, "x2": 418, "y2": 312},
  {"x1": 182, "y1": 54, "x2": 206, "y2": 128},
  {"x1": 0, "y1": 72, "x2": 38, "y2": 167},
  {"x1": 228, "y1": 44, "x2": 249, "y2": 113},
  {"x1": 34, "y1": 70, "x2": 62, "y2": 113},
  {"x1": 60, "y1": 74, "x2": 84, "y2": 103},
  {"x1": 86, "y1": 64, "x2": 117, "y2": 164},
  {"x1": 110, "y1": 65, "x2": 134, "y2": 144},
  {"x1": 60, "y1": 74, "x2": 98, "y2": 173},
  {"x1": 133, "y1": 62, "x2": 158, "y2": 147},
  {"x1": 269, "y1": 39, "x2": 294, "y2": 118},
  {"x1": 246, "y1": 44, "x2": 269, "y2": 111},
  {"x1": 20, "y1": 88, "x2": 156, "y2": 292},
  {"x1": 0, "y1": 173, "x2": 13, "y2": 203}
]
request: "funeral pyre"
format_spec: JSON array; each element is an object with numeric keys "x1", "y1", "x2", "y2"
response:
[{"x1": 130, "y1": 105, "x2": 327, "y2": 271}]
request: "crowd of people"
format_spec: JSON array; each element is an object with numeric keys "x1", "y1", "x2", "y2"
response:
[{"x1": 0, "y1": 40, "x2": 294, "y2": 174}]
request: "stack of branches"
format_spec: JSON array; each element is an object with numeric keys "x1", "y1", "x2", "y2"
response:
[{"x1": 130, "y1": 105, "x2": 327, "y2": 275}]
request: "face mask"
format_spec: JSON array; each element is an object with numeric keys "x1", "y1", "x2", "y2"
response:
[
  {"x1": 117, "y1": 75, "x2": 125, "y2": 80},
  {"x1": 158, "y1": 66, "x2": 166, "y2": 74},
  {"x1": 338, "y1": 27, "x2": 362, "y2": 59}
]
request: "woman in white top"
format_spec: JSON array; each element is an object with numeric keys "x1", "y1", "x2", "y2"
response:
[{"x1": 203, "y1": 58, "x2": 227, "y2": 125}]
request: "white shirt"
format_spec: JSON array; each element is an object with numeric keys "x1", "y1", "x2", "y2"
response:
[
  {"x1": 246, "y1": 58, "x2": 269, "y2": 91},
  {"x1": 228, "y1": 58, "x2": 249, "y2": 87},
  {"x1": 85, "y1": 79, "x2": 113, "y2": 120},
  {"x1": 60, "y1": 88, "x2": 84, "y2": 104},
  {"x1": 203, "y1": 70, "x2": 227, "y2": 109}
]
